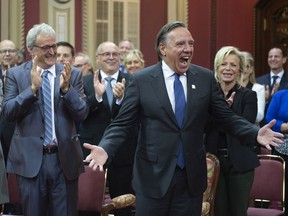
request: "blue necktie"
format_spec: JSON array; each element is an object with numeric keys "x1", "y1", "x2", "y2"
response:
[
  {"x1": 42, "y1": 70, "x2": 53, "y2": 146},
  {"x1": 105, "y1": 77, "x2": 114, "y2": 110},
  {"x1": 174, "y1": 73, "x2": 186, "y2": 168}
]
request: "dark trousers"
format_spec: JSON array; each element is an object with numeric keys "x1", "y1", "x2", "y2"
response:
[
  {"x1": 215, "y1": 156, "x2": 254, "y2": 216},
  {"x1": 135, "y1": 167, "x2": 203, "y2": 216},
  {"x1": 17, "y1": 153, "x2": 78, "y2": 216}
]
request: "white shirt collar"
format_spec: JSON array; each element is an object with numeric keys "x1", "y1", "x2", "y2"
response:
[
  {"x1": 162, "y1": 60, "x2": 187, "y2": 78},
  {"x1": 36, "y1": 65, "x2": 56, "y2": 77},
  {"x1": 270, "y1": 70, "x2": 284, "y2": 80},
  {"x1": 100, "y1": 70, "x2": 119, "y2": 80}
]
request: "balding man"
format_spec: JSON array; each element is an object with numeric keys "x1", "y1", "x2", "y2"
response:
[{"x1": 0, "y1": 40, "x2": 18, "y2": 81}]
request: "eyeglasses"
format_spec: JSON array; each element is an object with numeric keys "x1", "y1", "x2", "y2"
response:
[
  {"x1": 0, "y1": 49, "x2": 18, "y2": 55},
  {"x1": 34, "y1": 44, "x2": 57, "y2": 52},
  {"x1": 73, "y1": 63, "x2": 87, "y2": 68},
  {"x1": 97, "y1": 52, "x2": 120, "y2": 58}
]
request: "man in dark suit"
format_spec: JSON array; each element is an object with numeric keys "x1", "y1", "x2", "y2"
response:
[
  {"x1": 0, "y1": 40, "x2": 19, "y2": 164},
  {"x1": 256, "y1": 47, "x2": 288, "y2": 126},
  {"x1": 83, "y1": 21, "x2": 284, "y2": 216},
  {"x1": 79, "y1": 41, "x2": 136, "y2": 216},
  {"x1": 3, "y1": 23, "x2": 88, "y2": 216}
]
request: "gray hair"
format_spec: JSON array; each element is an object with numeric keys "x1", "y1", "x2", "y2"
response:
[
  {"x1": 75, "y1": 52, "x2": 92, "y2": 65},
  {"x1": 155, "y1": 21, "x2": 186, "y2": 60},
  {"x1": 26, "y1": 23, "x2": 56, "y2": 50}
]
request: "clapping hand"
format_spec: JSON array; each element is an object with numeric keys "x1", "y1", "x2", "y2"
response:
[
  {"x1": 93, "y1": 70, "x2": 106, "y2": 97},
  {"x1": 60, "y1": 62, "x2": 71, "y2": 93},
  {"x1": 113, "y1": 78, "x2": 126, "y2": 99},
  {"x1": 30, "y1": 56, "x2": 42, "y2": 94}
]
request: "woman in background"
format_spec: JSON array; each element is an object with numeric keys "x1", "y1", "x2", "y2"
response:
[
  {"x1": 205, "y1": 46, "x2": 259, "y2": 216},
  {"x1": 241, "y1": 51, "x2": 265, "y2": 125},
  {"x1": 124, "y1": 49, "x2": 144, "y2": 74}
]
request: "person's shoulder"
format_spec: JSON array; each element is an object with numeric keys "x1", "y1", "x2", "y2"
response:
[
  {"x1": 9, "y1": 61, "x2": 32, "y2": 74},
  {"x1": 119, "y1": 70, "x2": 130, "y2": 79},
  {"x1": 252, "y1": 83, "x2": 265, "y2": 91},
  {"x1": 189, "y1": 64, "x2": 212, "y2": 73},
  {"x1": 256, "y1": 73, "x2": 269, "y2": 81},
  {"x1": 83, "y1": 73, "x2": 94, "y2": 82},
  {"x1": 241, "y1": 85, "x2": 256, "y2": 94},
  {"x1": 132, "y1": 62, "x2": 160, "y2": 78}
]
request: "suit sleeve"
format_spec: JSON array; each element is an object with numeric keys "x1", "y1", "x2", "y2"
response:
[
  {"x1": 98, "y1": 75, "x2": 139, "y2": 158},
  {"x1": 3, "y1": 67, "x2": 38, "y2": 122},
  {"x1": 60, "y1": 69, "x2": 89, "y2": 123}
]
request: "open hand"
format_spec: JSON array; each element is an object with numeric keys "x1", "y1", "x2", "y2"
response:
[
  {"x1": 60, "y1": 62, "x2": 71, "y2": 92},
  {"x1": 83, "y1": 143, "x2": 108, "y2": 171},
  {"x1": 257, "y1": 119, "x2": 284, "y2": 150},
  {"x1": 31, "y1": 56, "x2": 42, "y2": 93},
  {"x1": 93, "y1": 70, "x2": 106, "y2": 97}
]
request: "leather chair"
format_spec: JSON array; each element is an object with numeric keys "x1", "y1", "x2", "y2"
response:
[
  {"x1": 247, "y1": 154, "x2": 285, "y2": 216},
  {"x1": 78, "y1": 165, "x2": 136, "y2": 216},
  {"x1": 201, "y1": 153, "x2": 220, "y2": 216}
]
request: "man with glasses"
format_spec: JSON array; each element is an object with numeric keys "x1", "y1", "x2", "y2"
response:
[
  {"x1": 0, "y1": 40, "x2": 18, "y2": 166},
  {"x1": 0, "y1": 39, "x2": 16, "y2": 213},
  {"x1": 0, "y1": 40, "x2": 18, "y2": 81},
  {"x1": 73, "y1": 52, "x2": 94, "y2": 77},
  {"x1": 78, "y1": 41, "x2": 137, "y2": 216},
  {"x1": 3, "y1": 23, "x2": 88, "y2": 216}
]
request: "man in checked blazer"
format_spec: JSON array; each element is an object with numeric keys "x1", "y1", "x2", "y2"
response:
[
  {"x1": 3, "y1": 23, "x2": 88, "y2": 216},
  {"x1": 84, "y1": 21, "x2": 284, "y2": 216}
]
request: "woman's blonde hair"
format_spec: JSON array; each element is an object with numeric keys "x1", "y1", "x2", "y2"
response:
[
  {"x1": 124, "y1": 49, "x2": 145, "y2": 66},
  {"x1": 241, "y1": 51, "x2": 256, "y2": 84},
  {"x1": 214, "y1": 46, "x2": 245, "y2": 85}
]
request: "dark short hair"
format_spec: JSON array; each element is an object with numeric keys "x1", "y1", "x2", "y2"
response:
[
  {"x1": 56, "y1": 41, "x2": 75, "y2": 57},
  {"x1": 270, "y1": 46, "x2": 287, "y2": 57},
  {"x1": 155, "y1": 21, "x2": 186, "y2": 60}
]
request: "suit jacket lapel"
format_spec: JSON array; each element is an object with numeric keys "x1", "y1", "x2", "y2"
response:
[
  {"x1": 185, "y1": 66, "x2": 200, "y2": 127},
  {"x1": 54, "y1": 64, "x2": 62, "y2": 108},
  {"x1": 150, "y1": 62, "x2": 178, "y2": 126},
  {"x1": 25, "y1": 61, "x2": 44, "y2": 115}
]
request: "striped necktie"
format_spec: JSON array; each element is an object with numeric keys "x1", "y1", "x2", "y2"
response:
[
  {"x1": 105, "y1": 77, "x2": 114, "y2": 111},
  {"x1": 42, "y1": 70, "x2": 53, "y2": 146}
]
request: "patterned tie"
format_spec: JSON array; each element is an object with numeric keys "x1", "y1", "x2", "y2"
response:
[
  {"x1": 105, "y1": 77, "x2": 114, "y2": 110},
  {"x1": 271, "y1": 75, "x2": 279, "y2": 91},
  {"x1": 42, "y1": 70, "x2": 53, "y2": 146},
  {"x1": 174, "y1": 73, "x2": 186, "y2": 168}
]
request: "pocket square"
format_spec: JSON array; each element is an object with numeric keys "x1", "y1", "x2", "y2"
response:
[{"x1": 191, "y1": 85, "x2": 196, "y2": 89}]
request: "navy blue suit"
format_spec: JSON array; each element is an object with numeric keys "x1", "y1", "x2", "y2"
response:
[{"x1": 97, "y1": 62, "x2": 260, "y2": 215}]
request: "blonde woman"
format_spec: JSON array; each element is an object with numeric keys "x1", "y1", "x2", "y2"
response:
[
  {"x1": 241, "y1": 51, "x2": 265, "y2": 125},
  {"x1": 205, "y1": 46, "x2": 259, "y2": 216},
  {"x1": 124, "y1": 49, "x2": 144, "y2": 74}
]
